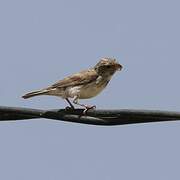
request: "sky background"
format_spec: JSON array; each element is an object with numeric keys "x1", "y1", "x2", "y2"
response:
[{"x1": 0, "y1": 0, "x2": 180, "y2": 179}]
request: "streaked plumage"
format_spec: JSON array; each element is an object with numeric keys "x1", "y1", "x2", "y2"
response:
[{"x1": 22, "y1": 58, "x2": 123, "y2": 111}]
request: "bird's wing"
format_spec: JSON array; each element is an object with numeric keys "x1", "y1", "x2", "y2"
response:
[{"x1": 47, "y1": 69, "x2": 98, "y2": 89}]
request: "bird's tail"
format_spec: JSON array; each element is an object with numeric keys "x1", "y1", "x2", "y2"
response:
[{"x1": 22, "y1": 89, "x2": 49, "y2": 99}]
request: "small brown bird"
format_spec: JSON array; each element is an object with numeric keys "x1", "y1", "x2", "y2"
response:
[{"x1": 22, "y1": 58, "x2": 123, "y2": 112}]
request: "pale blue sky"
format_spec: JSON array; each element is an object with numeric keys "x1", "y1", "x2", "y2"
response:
[{"x1": 0, "y1": 0, "x2": 180, "y2": 179}]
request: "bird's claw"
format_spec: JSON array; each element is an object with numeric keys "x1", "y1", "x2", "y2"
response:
[
  {"x1": 83, "y1": 105, "x2": 96, "y2": 115},
  {"x1": 65, "y1": 106, "x2": 75, "y2": 111}
]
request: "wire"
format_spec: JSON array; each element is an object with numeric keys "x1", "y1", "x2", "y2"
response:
[{"x1": 0, "y1": 106, "x2": 180, "y2": 126}]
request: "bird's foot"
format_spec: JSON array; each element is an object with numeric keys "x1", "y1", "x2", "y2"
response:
[
  {"x1": 83, "y1": 105, "x2": 96, "y2": 115},
  {"x1": 65, "y1": 106, "x2": 75, "y2": 111}
]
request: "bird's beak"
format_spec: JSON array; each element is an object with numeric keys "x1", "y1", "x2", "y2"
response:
[{"x1": 115, "y1": 63, "x2": 123, "y2": 71}]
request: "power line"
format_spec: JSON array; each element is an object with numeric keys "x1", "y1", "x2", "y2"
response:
[{"x1": 0, "y1": 106, "x2": 180, "y2": 126}]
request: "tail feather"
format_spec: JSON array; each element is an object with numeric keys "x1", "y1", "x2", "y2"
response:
[{"x1": 22, "y1": 89, "x2": 49, "y2": 99}]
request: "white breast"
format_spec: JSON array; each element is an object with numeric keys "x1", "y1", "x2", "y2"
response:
[
  {"x1": 78, "y1": 80, "x2": 109, "y2": 99},
  {"x1": 64, "y1": 75, "x2": 112, "y2": 99},
  {"x1": 65, "y1": 86, "x2": 81, "y2": 98}
]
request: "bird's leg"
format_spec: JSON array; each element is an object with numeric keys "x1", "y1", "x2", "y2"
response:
[
  {"x1": 65, "y1": 98, "x2": 75, "y2": 109},
  {"x1": 73, "y1": 96, "x2": 96, "y2": 114}
]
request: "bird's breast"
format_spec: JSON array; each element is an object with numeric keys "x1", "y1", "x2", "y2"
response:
[{"x1": 78, "y1": 78, "x2": 110, "y2": 99}]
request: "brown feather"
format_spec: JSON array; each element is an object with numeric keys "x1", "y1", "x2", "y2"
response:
[{"x1": 47, "y1": 69, "x2": 98, "y2": 89}]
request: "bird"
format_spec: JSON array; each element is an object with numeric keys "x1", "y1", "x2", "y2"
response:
[{"x1": 22, "y1": 58, "x2": 123, "y2": 112}]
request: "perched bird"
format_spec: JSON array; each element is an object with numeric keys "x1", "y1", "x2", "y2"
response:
[{"x1": 22, "y1": 58, "x2": 123, "y2": 112}]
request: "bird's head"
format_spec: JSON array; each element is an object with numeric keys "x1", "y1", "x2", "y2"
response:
[{"x1": 94, "y1": 58, "x2": 123, "y2": 76}]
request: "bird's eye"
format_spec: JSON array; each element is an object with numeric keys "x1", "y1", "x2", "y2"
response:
[{"x1": 106, "y1": 65, "x2": 111, "y2": 68}]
